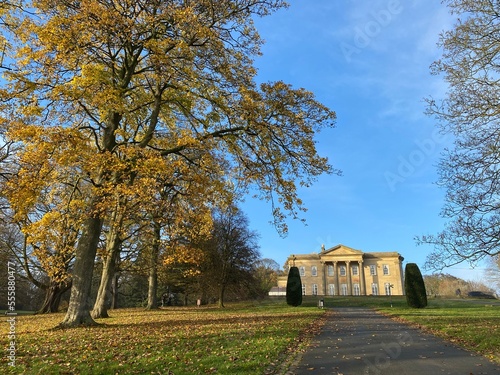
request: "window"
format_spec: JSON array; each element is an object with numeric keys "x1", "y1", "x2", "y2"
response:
[
  {"x1": 385, "y1": 283, "x2": 392, "y2": 295},
  {"x1": 353, "y1": 283, "x2": 360, "y2": 296},
  {"x1": 327, "y1": 265, "x2": 334, "y2": 276},
  {"x1": 341, "y1": 284, "x2": 348, "y2": 296},
  {"x1": 328, "y1": 284, "x2": 335, "y2": 296},
  {"x1": 352, "y1": 265, "x2": 358, "y2": 276},
  {"x1": 370, "y1": 265, "x2": 377, "y2": 276},
  {"x1": 340, "y1": 265, "x2": 346, "y2": 276},
  {"x1": 371, "y1": 283, "x2": 379, "y2": 296},
  {"x1": 311, "y1": 266, "x2": 318, "y2": 277},
  {"x1": 299, "y1": 266, "x2": 305, "y2": 277},
  {"x1": 312, "y1": 284, "x2": 318, "y2": 295},
  {"x1": 302, "y1": 284, "x2": 306, "y2": 295},
  {"x1": 383, "y1": 264, "x2": 390, "y2": 276}
]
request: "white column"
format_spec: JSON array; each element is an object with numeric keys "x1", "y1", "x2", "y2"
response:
[
  {"x1": 333, "y1": 261, "x2": 339, "y2": 296},
  {"x1": 359, "y1": 260, "x2": 365, "y2": 295},
  {"x1": 321, "y1": 261, "x2": 326, "y2": 296},
  {"x1": 346, "y1": 261, "x2": 352, "y2": 295}
]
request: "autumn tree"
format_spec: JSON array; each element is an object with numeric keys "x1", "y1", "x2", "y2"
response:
[
  {"x1": 1, "y1": 0, "x2": 338, "y2": 327},
  {"x1": 253, "y1": 258, "x2": 281, "y2": 297},
  {"x1": 141, "y1": 171, "x2": 218, "y2": 309},
  {"x1": 162, "y1": 240, "x2": 207, "y2": 306},
  {"x1": 196, "y1": 206, "x2": 259, "y2": 308},
  {"x1": 0, "y1": 203, "x2": 69, "y2": 312},
  {"x1": 0, "y1": 132, "x2": 76, "y2": 313},
  {"x1": 91, "y1": 158, "x2": 220, "y2": 316},
  {"x1": 24, "y1": 210, "x2": 78, "y2": 313},
  {"x1": 419, "y1": 0, "x2": 500, "y2": 269},
  {"x1": 160, "y1": 257, "x2": 199, "y2": 306}
]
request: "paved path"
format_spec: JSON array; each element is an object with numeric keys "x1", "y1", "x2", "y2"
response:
[{"x1": 289, "y1": 308, "x2": 500, "y2": 375}]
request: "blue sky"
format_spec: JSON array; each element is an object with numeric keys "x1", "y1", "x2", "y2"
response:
[{"x1": 241, "y1": 0, "x2": 488, "y2": 281}]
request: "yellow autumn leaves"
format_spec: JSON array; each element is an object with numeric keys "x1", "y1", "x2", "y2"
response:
[{"x1": 1, "y1": 0, "x2": 336, "y2": 324}]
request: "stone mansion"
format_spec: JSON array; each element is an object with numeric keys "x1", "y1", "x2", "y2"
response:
[{"x1": 273, "y1": 244, "x2": 405, "y2": 296}]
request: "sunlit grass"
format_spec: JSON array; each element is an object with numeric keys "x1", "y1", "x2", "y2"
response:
[{"x1": 2, "y1": 301, "x2": 325, "y2": 374}]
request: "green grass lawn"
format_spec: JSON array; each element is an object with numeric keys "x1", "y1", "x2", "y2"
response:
[
  {"x1": 1, "y1": 301, "x2": 325, "y2": 375},
  {"x1": 2, "y1": 296, "x2": 499, "y2": 374}
]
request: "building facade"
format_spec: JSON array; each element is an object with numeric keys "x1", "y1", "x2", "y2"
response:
[{"x1": 276, "y1": 244, "x2": 405, "y2": 296}]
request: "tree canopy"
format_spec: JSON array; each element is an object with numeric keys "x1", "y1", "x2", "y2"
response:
[
  {"x1": 418, "y1": 0, "x2": 500, "y2": 269},
  {"x1": 0, "y1": 1, "x2": 338, "y2": 326},
  {"x1": 195, "y1": 206, "x2": 260, "y2": 308}
]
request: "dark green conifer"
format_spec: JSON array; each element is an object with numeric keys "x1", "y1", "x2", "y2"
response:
[
  {"x1": 286, "y1": 266, "x2": 302, "y2": 307},
  {"x1": 404, "y1": 263, "x2": 428, "y2": 308}
]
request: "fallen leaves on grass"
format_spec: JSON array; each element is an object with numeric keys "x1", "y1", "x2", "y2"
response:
[{"x1": 3, "y1": 304, "x2": 325, "y2": 375}]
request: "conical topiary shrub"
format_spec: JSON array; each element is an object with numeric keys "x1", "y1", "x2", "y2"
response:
[
  {"x1": 404, "y1": 263, "x2": 427, "y2": 308},
  {"x1": 286, "y1": 266, "x2": 302, "y2": 307}
]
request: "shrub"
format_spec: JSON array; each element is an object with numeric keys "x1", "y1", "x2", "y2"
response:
[
  {"x1": 405, "y1": 263, "x2": 428, "y2": 308},
  {"x1": 286, "y1": 266, "x2": 303, "y2": 307}
]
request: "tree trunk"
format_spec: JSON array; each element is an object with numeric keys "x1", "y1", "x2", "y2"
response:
[
  {"x1": 110, "y1": 272, "x2": 119, "y2": 309},
  {"x1": 91, "y1": 246, "x2": 120, "y2": 318},
  {"x1": 218, "y1": 283, "x2": 226, "y2": 308},
  {"x1": 145, "y1": 221, "x2": 161, "y2": 310},
  {"x1": 91, "y1": 213, "x2": 122, "y2": 319},
  {"x1": 146, "y1": 264, "x2": 158, "y2": 309},
  {"x1": 59, "y1": 216, "x2": 103, "y2": 327},
  {"x1": 37, "y1": 279, "x2": 72, "y2": 314}
]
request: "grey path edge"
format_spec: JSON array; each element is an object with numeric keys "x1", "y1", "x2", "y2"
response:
[{"x1": 287, "y1": 307, "x2": 500, "y2": 375}]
